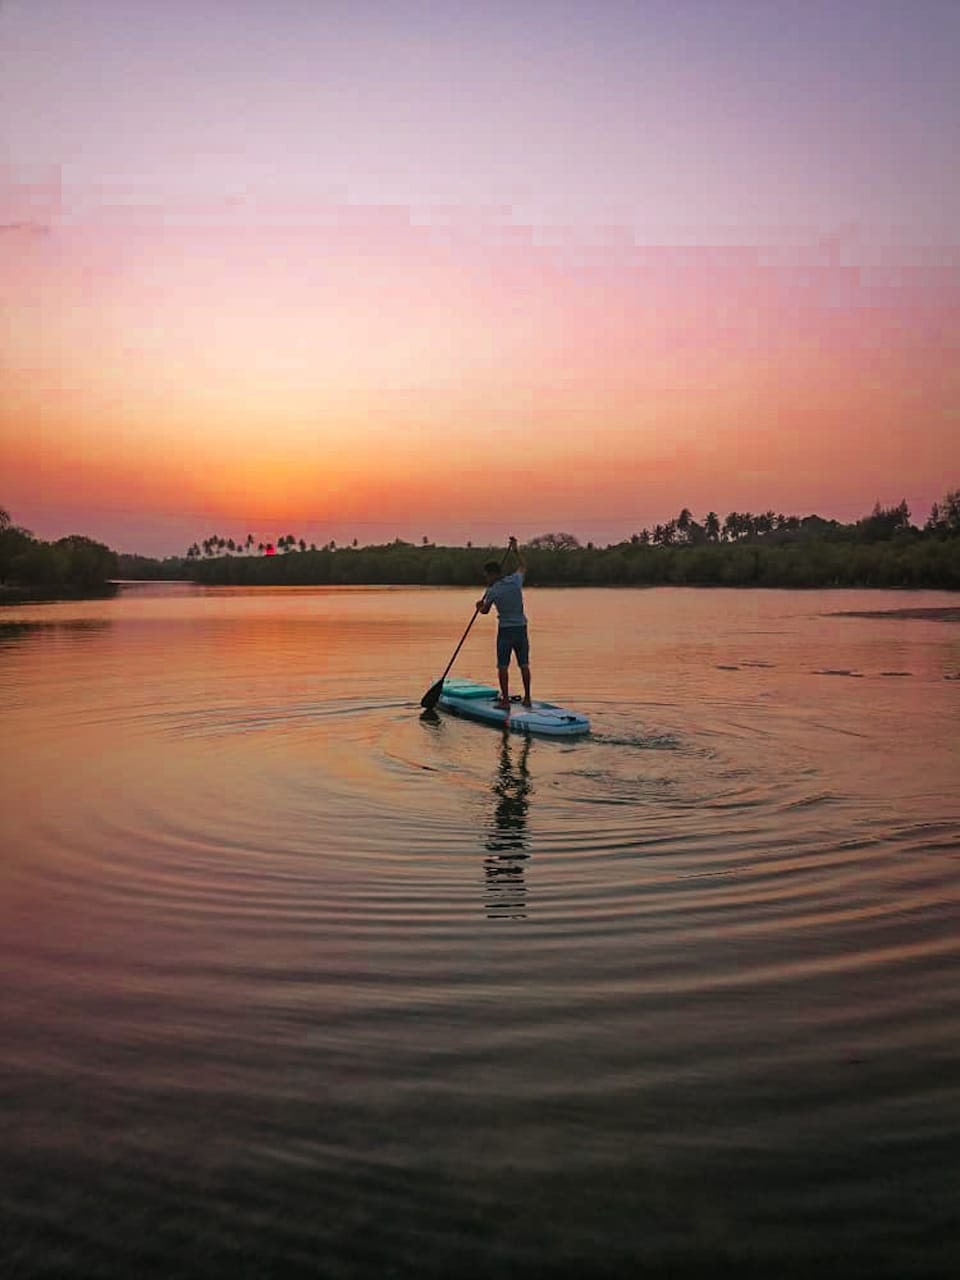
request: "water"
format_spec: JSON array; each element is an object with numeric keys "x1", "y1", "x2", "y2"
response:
[{"x1": 2, "y1": 584, "x2": 958, "y2": 1278}]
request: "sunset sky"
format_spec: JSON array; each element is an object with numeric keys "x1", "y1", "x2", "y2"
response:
[{"x1": 2, "y1": 0, "x2": 958, "y2": 556}]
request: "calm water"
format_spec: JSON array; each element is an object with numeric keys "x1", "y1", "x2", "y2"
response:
[{"x1": 2, "y1": 585, "x2": 958, "y2": 1278}]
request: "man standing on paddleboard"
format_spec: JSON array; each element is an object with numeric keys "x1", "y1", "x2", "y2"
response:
[{"x1": 477, "y1": 536, "x2": 531, "y2": 711}]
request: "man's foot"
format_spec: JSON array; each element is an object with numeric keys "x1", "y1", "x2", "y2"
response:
[
  {"x1": 522, "y1": 698, "x2": 532, "y2": 708},
  {"x1": 494, "y1": 698, "x2": 511, "y2": 711}
]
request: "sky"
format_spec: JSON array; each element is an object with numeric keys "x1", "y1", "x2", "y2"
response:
[{"x1": 1, "y1": 0, "x2": 958, "y2": 555}]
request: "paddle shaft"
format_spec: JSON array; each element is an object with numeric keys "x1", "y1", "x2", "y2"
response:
[{"x1": 436, "y1": 608, "x2": 482, "y2": 687}]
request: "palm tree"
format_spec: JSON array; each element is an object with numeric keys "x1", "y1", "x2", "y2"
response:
[
  {"x1": 299, "y1": 538, "x2": 306, "y2": 552},
  {"x1": 704, "y1": 512, "x2": 720, "y2": 542},
  {"x1": 0, "y1": 507, "x2": 10, "y2": 531},
  {"x1": 676, "y1": 508, "x2": 693, "y2": 542}
]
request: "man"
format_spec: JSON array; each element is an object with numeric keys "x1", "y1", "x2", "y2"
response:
[{"x1": 477, "y1": 535, "x2": 531, "y2": 711}]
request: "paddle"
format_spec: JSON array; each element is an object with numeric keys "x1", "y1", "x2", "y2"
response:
[{"x1": 420, "y1": 543, "x2": 511, "y2": 710}]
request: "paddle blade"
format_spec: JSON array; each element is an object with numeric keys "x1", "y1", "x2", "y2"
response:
[{"x1": 420, "y1": 677, "x2": 444, "y2": 710}]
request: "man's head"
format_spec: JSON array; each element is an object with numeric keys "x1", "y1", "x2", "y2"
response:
[{"x1": 483, "y1": 560, "x2": 501, "y2": 584}]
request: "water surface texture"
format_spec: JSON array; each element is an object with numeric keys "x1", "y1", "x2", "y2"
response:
[{"x1": 2, "y1": 585, "x2": 958, "y2": 1278}]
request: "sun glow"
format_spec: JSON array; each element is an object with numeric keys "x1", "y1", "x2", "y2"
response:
[{"x1": 2, "y1": 0, "x2": 958, "y2": 553}]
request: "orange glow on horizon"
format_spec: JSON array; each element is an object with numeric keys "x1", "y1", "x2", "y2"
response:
[{"x1": 2, "y1": 213, "x2": 957, "y2": 549}]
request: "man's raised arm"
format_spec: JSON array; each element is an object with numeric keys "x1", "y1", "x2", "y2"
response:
[{"x1": 510, "y1": 535, "x2": 526, "y2": 574}]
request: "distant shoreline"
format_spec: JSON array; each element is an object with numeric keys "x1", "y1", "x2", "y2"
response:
[
  {"x1": 5, "y1": 582, "x2": 960, "y2": 611},
  {"x1": 174, "y1": 540, "x2": 960, "y2": 592},
  {"x1": 0, "y1": 583, "x2": 118, "y2": 606},
  {"x1": 829, "y1": 606, "x2": 960, "y2": 622}
]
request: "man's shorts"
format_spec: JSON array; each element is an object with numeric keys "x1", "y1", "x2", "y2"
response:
[{"x1": 497, "y1": 625, "x2": 530, "y2": 668}]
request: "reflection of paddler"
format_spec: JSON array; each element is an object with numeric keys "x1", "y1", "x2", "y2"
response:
[
  {"x1": 484, "y1": 733, "x2": 532, "y2": 920},
  {"x1": 488, "y1": 731, "x2": 532, "y2": 850}
]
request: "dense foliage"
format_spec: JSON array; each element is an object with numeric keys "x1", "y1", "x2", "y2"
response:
[
  {"x1": 3, "y1": 493, "x2": 958, "y2": 599},
  {"x1": 0, "y1": 509, "x2": 118, "y2": 596},
  {"x1": 181, "y1": 534, "x2": 960, "y2": 590},
  {"x1": 116, "y1": 552, "x2": 191, "y2": 580},
  {"x1": 183, "y1": 493, "x2": 960, "y2": 591}
]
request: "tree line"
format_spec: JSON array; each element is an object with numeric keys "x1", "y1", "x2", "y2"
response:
[
  {"x1": 184, "y1": 532, "x2": 354, "y2": 558},
  {"x1": 3, "y1": 493, "x2": 958, "y2": 600},
  {"x1": 180, "y1": 493, "x2": 960, "y2": 590},
  {"x1": 0, "y1": 507, "x2": 119, "y2": 598}
]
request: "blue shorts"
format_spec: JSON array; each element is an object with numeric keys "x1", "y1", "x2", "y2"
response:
[{"x1": 497, "y1": 625, "x2": 530, "y2": 668}]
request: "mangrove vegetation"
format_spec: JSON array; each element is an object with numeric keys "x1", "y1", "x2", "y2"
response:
[
  {"x1": 3, "y1": 493, "x2": 958, "y2": 600},
  {"x1": 182, "y1": 495, "x2": 960, "y2": 590},
  {"x1": 0, "y1": 507, "x2": 119, "y2": 601}
]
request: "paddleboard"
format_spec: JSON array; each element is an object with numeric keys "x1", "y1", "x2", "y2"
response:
[{"x1": 438, "y1": 678, "x2": 590, "y2": 737}]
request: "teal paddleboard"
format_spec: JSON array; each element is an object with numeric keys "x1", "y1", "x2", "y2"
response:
[{"x1": 438, "y1": 678, "x2": 590, "y2": 737}]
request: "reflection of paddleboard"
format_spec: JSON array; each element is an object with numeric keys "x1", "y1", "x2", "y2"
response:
[{"x1": 438, "y1": 678, "x2": 590, "y2": 737}]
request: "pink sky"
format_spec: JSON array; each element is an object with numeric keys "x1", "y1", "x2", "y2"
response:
[{"x1": 2, "y1": 1, "x2": 958, "y2": 555}]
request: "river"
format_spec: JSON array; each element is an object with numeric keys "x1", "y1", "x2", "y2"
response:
[{"x1": 2, "y1": 584, "x2": 958, "y2": 1277}]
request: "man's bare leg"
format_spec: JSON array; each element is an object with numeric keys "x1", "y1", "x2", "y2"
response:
[
  {"x1": 520, "y1": 664, "x2": 531, "y2": 706},
  {"x1": 496, "y1": 666, "x2": 510, "y2": 710}
]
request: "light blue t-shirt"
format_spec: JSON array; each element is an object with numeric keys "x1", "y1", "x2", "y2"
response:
[{"x1": 484, "y1": 570, "x2": 527, "y2": 628}]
